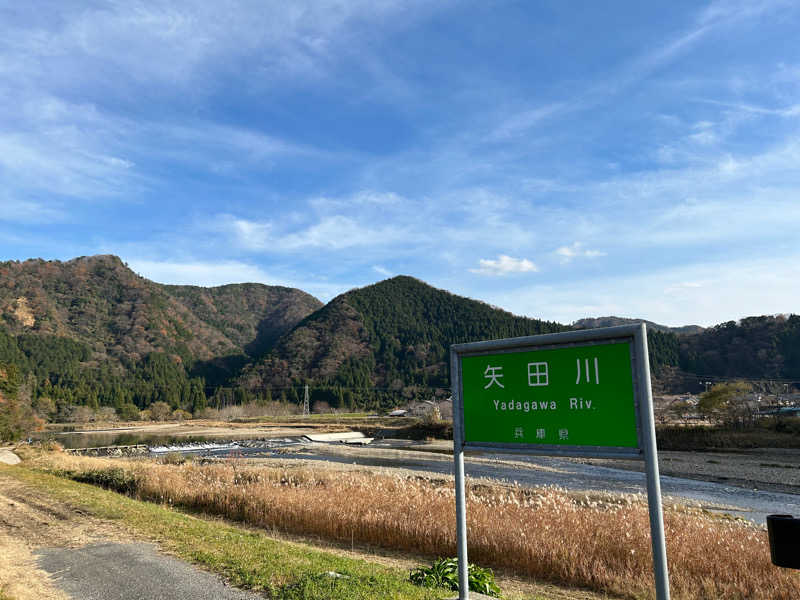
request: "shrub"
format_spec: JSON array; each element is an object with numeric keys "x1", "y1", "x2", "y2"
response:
[
  {"x1": 410, "y1": 557, "x2": 501, "y2": 597},
  {"x1": 0, "y1": 364, "x2": 42, "y2": 441},
  {"x1": 150, "y1": 402, "x2": 172, "y2": 421},
  {"x1": 96, "y1": 407, "x2": 119, "y2": 423},
  {"x1": 117, "y1": 403, "x2": 140, "y2": 421},
  {"x1": 32, "y1": 396, "x2": 56, "y2": 420},
  {"x1": 160, "y1": 452, "x2": 187, "y2": 465},
  {"x1": 70, "y1": 467, "x2": 139, "y2": 495},
  {"x1": 172, "y1": 409, "x2": 192, "y2": 421},
  {"x1": 67, "y1": 405, "x2": 94, "y2": 423}
]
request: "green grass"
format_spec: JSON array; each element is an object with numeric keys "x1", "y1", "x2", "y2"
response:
[{"x1": 0, "y1": 465, "x2": 446, "y2": 600}]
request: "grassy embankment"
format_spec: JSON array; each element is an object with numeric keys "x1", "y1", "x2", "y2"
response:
[
  {"x1": 0, "y1": 462, "x2": 450, "y2": 600},
  {"x1": 24, "y1": 450, "x2": 800, "y2": 600}
]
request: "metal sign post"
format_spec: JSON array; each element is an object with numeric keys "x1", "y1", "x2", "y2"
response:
[{"x1": 450, "y1": 323, "x2": 669, "y2": 600}]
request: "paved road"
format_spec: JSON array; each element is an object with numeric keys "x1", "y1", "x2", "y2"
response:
[{"x1": 36, "y1": 542, "x2": 263, "y2": 600}]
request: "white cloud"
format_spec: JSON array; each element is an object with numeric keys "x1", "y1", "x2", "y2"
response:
[
  {"x1": 0, "y1": 129, "x2": 139, "y2": 199},
  {"x1": 372, "y1": 265, "x2": 392, "y2": 277},
  {"x1": 126, "y1": 259, "x2": 290, "y2": 287},
  {"x1": 580, "y1": 140, "x2": 800, "y2": 247},
  {"x1": 229, "y1": 217, "x2": 273, "y2": 251},
  {"x1": 210, "y1": 211, "x2": 412, "y2": 254},
  {"x1": 470, "y1": 255, "x2": 538, "y2": 276},
  {"x1": 688, "y1": 130, "x2": 718, "y2": 145},
  {"x1": 489, "y1": 103, "x2": 565, "y2": 140},
  {"x1": 697, "y1": 0, "x2": 794, "y2": 27},
  {"x1": 124, "y1": 257, "x2": 354, "y2": 302},
  {"x1": 1, "y1": 1, "x2": 438, "y2": 95},
  {"x1": 490, "y1": 254, "x2": 800, "y2": 327},
  {"x1": 697, "y1": 99, "x2": 800, "y2": 118},
  {"x1": 283, "y1": 215, "x2": 407, "y2": 250},
  {"x1": 0, "y1": 198, "x2": 65, "y2": 224},
  {"x1": 555, "y1": 242, "x2": 606, "y2": 264},
  {"x1": 310, "y1": 190, "x2": 405, "y2": 212}
]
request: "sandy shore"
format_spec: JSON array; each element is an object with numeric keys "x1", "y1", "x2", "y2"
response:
[
  {"x1": 579, "y1": 448, "x2": 800, "y2": 495},
  {"x1": 401, "y1": 441, "x2": 800, "y2": 495}
]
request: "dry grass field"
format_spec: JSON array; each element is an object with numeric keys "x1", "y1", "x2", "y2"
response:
[{"x1": 26, "y1": 450, "x2": 800, "y2": 600}]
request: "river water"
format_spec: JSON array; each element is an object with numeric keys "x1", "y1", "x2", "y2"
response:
[
  {"x1": 46, "y1": 430, "x2": 799, "y2": 525},
  {"x1": 281, "y1": 445, "x2": 800, "y2": 525}
]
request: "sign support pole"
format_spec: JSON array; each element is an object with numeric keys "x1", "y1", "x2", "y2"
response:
[
  {"x1": 636, "y1": 324, "x2": 671, "y2": 600},
  {"x1": 451, "y1": 348, "x2": 470, "y2": 599},
  {"x1": 451, "y1": 324, "x2": 670, "y2": 600}
]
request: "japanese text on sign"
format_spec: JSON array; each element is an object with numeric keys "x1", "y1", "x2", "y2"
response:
[{"x1": 460, "y1": 341, "x2": 638, "y2": 448}]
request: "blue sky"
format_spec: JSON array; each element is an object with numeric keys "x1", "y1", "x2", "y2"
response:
[{"x1": 1, "y1": 0, "x2": 799, "y2": 327}]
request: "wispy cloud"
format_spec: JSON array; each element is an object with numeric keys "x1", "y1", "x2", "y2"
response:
[
  {"x1": 470, "y1": 255, "x2": 538, "y2": 276},
  {"x1": 0, "y1": 1, "x2": 428, "y2": 90},
  {"x1": 125, "y1": 257, "x2": 349, "y2": 301},
  {"x1": 372, "y1": 265, "x2": 392, "y2": 277},
  {"x1": 555, "y1": 242, "x2": 606, "y2": 264},
  {"x1": 696, "y1": 98, "x2": 800, "y2": 118},
  {"x1": 476, "y1": 0, "x2": 794, "y2": 150},
  {"x1": 0, "y1": 198, "x2": 66, "y2": 225},
  {"x1": 489, "y1": 103, "x2": 565, "y2": 141},
  {"x1": 209, "y1": 211, "x2": 413, "y2": 254},
  {"x1": 127, "y1": 259, "x2": 290, "y2": 288},
  {"x1": 489, "y1": 253, "x2": 800, "y2": 327}
]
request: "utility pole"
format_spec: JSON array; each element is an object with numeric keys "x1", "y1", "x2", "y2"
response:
[{"x1": 303, "y1": 384, "x2": 310, "y2": 416}]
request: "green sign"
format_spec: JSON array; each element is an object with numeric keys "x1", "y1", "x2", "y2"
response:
[{"x1": 461, "y1": 341, "x2": 638, "y2": 448}]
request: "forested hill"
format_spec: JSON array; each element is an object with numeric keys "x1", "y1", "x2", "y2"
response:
[
  {"x1": 678, "y1": 315, "x2": 800, "y2": 381},
  {"x1": 0, "y1": 255, "x2": 320, "y2": 416},
  {"x1": 237, "y1": 276, "x2": 568, "y2": 409},
  {"x1": 0, "y1": 255, "x2": 321, "y2": 364},
  {"x1": 163, "y1": 283, "x2": 322, "y2": 359},
  {"x1": 1, "y1": 255, "x2": 797, "y2": 419},
  {"x1": 573, "y1": 316, "x2": 704, "y2": 336}
]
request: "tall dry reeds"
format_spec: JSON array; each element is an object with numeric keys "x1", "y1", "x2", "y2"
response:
[{"x1": 36, "y1": 453, "x2": 800, "y2": 600}]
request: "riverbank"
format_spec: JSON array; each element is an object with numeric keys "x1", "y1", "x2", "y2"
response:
[
  {"x1": 17, "y1": 449, "x2": 800, "y2": 600},
  {"x1": 371, "y1": 440, "x2": 800, "y2": 496},
  {"x1": 33, "y1": 422, "x2": 800, "y2": 495},
  {"x1": 577, "y1": 448, "x2": 800, "y2": 495}
]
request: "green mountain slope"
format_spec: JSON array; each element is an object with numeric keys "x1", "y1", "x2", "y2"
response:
[
  {"x1": 0, "y1": 255, "x2": 320, "y2": 364},
  {"x1": 1, "y1": 255, "x2": 796, "y2": 418},
  {"x1": 678, "y1": 315, "x2": 800, "y2": 380},
  {"x1": 165, "y1": 283, "x2": 321, "y2": 359},
  {"x1": 0, "y1": 255, "x2": 321, "y2": 414},
  {"x1": 239, "y1": 276, "x2": 567, "y2": 408}
]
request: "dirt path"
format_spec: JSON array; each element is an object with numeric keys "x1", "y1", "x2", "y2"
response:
[
  {"x1": 0, "y1": 467, "x2": 614, "y2": 600},
  {"x1": 0, "y1": 474, "x2": 130, "y2": 599},
  {"x1": 0, "y1": 473, "x2": 261, "y2": 600}
]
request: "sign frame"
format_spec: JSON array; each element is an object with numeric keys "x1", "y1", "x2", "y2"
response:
[{"x1": 449, "y1": 323, "x2": 670, "y2": 600}]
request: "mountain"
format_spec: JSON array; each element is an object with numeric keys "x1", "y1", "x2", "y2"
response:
[
  {"x1": 678, "y1": 315, "x2": 800, "y2": 382},
  {"x1": 1, "y1": 255, "x2": 797, "y2": 418},
  {"x1": 165, "y1": 283, "x2": 321, "y2": 359},
  {"x1": 0, "y1": 255, "x2": 321, "y2": 364},
  {"x1": 0, "y1": 255, "x2": 321, "y2": 415},
  {"x1": 573, "y1": 316, "x2": 704, "y2": 336},
  {"x1": 238, "y1": 276, "x2": 567, "y2": 409}
]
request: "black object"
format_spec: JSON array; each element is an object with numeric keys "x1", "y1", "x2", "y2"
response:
[{"x1": 767, "y1": 514, "x2": 800, "y2": 569}]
